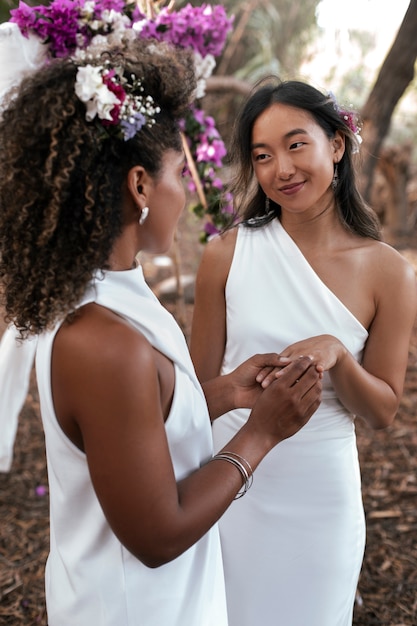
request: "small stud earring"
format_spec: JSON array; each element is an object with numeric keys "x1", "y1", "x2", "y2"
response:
[{"x1": 139, "y1": 206, "x2": 149, "y2": 225}]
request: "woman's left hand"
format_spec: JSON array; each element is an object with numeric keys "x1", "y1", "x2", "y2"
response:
[{"x1": 279, "y1": 334, "x2": 346, "y2": 372}]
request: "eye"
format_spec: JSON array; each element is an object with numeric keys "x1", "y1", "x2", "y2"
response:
[
  {"x1": 253, "y1": 153, "x2": 269, "y2": 162},
  {"x1": 289, "y1": 141, "x2": 305, "y2": 150}
]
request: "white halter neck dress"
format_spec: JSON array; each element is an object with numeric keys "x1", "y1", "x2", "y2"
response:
[
  {"x1": 35, "y1": 265, "x2": 228, "y2": 626},
  {"x1": 212, "y1": 219, "x2": 368, "y2": 626}
]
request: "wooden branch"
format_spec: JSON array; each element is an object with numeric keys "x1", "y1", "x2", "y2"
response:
[
  {"x1": 181, "y1": 132, "x2": 207, "y2": 210},
  {"x1": 205, "y1": 75, "x2": 252, "y2": 96}
]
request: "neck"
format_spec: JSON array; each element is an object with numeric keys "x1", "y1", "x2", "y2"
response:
[
  {"x1": 280, "y1": 199, "x2": 344, "y2": 251},
  {"x1": 107, "y1": 224, "x2": 141, "y2": 271}
]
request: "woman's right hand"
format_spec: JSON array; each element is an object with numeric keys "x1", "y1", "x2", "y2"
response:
[{"x1": 246, "y1": 356, "x2": 322, "y2": 447}]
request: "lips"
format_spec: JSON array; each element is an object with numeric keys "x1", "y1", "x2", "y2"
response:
[{"x1": 279, "y1": 181, "x2": 305, "y2": 195}]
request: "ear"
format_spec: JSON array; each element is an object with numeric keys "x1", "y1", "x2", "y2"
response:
[
  {"x1": 126, "y1": 165, "x2": 152, "y2": 208},
  {"x1": 332, "y1": 130, "x2": 345, "y2": 163}
]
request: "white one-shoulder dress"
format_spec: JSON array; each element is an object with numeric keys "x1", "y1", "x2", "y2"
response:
[{"x1": 212, "y1": 219, "x2": 367, "y2": 626}]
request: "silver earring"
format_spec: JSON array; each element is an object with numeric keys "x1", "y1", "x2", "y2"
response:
[
  {"x1": 331, "y1": 164, "x2": 339, "y2": 191},
  {"x1": 139, "y1": 206, "x2": 149, "y2": 225}
]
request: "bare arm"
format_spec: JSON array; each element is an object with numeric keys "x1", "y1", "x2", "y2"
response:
[
  {"x1": 334, "y1": 249, "x2": 416, "y2": 427},
  {"x1": 191, "y1": 229, "x2": 292, "y2": 418},
  {"x1": 52, "y1": 304, "x2": 321, "y2": 569},
  {"x1": 271, "y1": 248, "x2": 417, "y2": 429},
  {"x1": 190, "y1": 229, "x2": 236, "y2": 382}
]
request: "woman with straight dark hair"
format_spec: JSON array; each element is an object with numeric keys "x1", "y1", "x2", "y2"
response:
[{"x1": 191, "y1": 78, "x2": 417, "y2": 626}]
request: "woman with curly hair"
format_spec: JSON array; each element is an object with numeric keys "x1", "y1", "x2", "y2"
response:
[
  {"x1": 191, "y1": 78, "x2": 417, "y2": 625},
  {"x1": 0, "y1": 35, "x2": 322, "y2": 626}
]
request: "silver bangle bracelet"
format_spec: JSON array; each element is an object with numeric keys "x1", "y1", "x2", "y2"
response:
[{"x1": 211, "y1": 451, "x2": 254, "y2": 499}]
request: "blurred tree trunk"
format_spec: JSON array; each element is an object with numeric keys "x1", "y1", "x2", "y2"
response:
[
  {"x1": 369, "y1": 144, "x2": 413, "y2": 241},
  {"x1": 360, "y1": 0, "x2": 417, "y2": 204}
]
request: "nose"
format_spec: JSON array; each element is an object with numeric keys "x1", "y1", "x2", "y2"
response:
[{"x1": 276, "y1": 154, "x2": 295, "y2": 180}]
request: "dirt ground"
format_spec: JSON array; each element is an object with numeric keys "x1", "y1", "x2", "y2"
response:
[{"x1": 0, "y1": 217, "x2": 416, "y2": 625}]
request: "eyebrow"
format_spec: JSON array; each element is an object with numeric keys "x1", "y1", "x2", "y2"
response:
[{"x1": 251, "y1": 128, "x2": 308, "y2": 150}]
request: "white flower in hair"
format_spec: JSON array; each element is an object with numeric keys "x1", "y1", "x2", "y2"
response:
[
  {"x1": 75, "y1": 65, "x2": 102, "y2": 100},
  {"x1": 75, "y1": 64, "x2": 120, "y2": 122}
]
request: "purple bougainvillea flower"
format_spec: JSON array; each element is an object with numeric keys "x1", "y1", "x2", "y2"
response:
[
  {"x1": 204, "y1": 221, "x2": 220, "y2": 236},
  {"x1": 136, "y1": 3, "x2": 233, "y2": 59}
]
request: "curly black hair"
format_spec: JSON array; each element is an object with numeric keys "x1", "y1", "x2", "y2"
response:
[{"x1": 0, "y1": 38, "x2": 196, "y2": 336}]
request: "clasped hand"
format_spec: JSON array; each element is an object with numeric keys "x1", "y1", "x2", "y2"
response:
[
  {"x1": 251, "y1": 334, "x2": 347, "y2": 390},
  {"x1": 230, "y1": 353, "x2": 322, "y2": 445},
  {"x1": 230, "y1": 352, "x2": 322, "y2": 409}
]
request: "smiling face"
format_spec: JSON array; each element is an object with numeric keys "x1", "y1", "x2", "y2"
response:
[{"x1": 251, "y1": 103, "x2": 345, "y2": 217}]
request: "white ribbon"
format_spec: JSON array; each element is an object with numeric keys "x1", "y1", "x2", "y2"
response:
[
  {"x1": 0, "y1": 326, "x2": 37, "y2": 471},
  {"x1": 0, "y1": 21, "x2": 47, "y2": 101}
]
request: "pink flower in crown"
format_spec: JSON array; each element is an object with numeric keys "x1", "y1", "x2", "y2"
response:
[
  {"x1": 341, "y1": 111, "x2": 359, "y2": 135},
  {"x1": 328, "y1": 91, "x2": 361, "y2": 138},
  {"x1": 102, "y1": 68, "x2": 126, "y2": 124}
]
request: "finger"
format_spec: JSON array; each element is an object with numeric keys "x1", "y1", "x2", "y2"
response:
[
  {"x1": 252, "y1": 352, "x2": 289, "y2": 369},
  {"x1": 254, "y1": 353, "x2": 288, "y2": 383},
  {"x1": 273, "y1": 354, "x2": 309, "y2": 374},
  {"x1": 300, "y1": 381, "x2": 322, "y2": 416},
  {"x1": 288, "y1": 375, "x2": 322, "y2": 424},
  {"x1": 256, "y1": 366, "x2": 276, "y2": 384},
  {"x1": 289, "y1": 365, "x2": 321, "y2": 392},
  {"x1": 297, "y1": 370, "x2": 322, "y2": 400},
  {"x1": 273, "y1": 361, "x2": 295, "y2": 378},
  {"x1": 258, "y1": 367, "x2": 283, "y2": 388},
  {"x1": 294, "y1": 367, "x2": 323, "y2": 398},
  {"x1": 277, "y1": 356, "x2": 314, "y2": 387}
]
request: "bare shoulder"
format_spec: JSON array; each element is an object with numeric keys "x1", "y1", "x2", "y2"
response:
[
  {"x1": 361, "y1": 240, "x2": 417, "y2": 321},
  {"x1": 197, "y1": 226, "x2": 238, "y2": 284},
  {"x1": 202, "y1": 227, "x2": 238, "y2": 264},
  {"x1": 365, "y1": 240, "x2": 417, "y2": 285},
  {"x1": 53, "y1": 303, "x2": 156, "y2": 388},
  {"x1": 57, "y1": 303, "x2": 151, "y2": 357}
]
